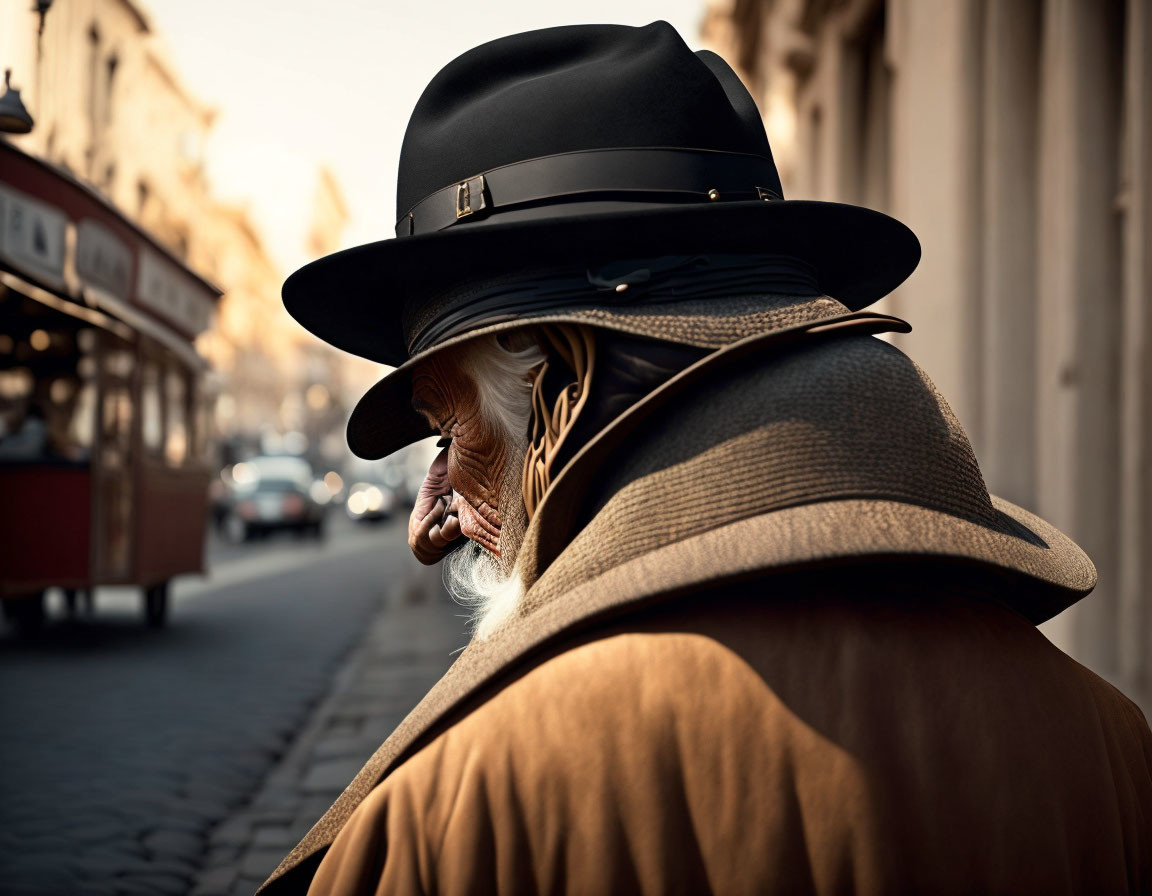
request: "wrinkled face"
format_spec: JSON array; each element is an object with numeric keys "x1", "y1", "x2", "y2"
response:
[{"x1": 408, "y1": 354, "x2": 514, "y2": 561}]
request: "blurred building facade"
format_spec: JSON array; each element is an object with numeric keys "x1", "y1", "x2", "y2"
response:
[
  {"x1": 1, "y1": 0, "x2": 359, "y2": 466},
  {"x1": 2, "y1": 0, "x2": 214, "y2": 259},
  {"x1": 703, "y1": 0, "x2": 1151, "y2": 708}
]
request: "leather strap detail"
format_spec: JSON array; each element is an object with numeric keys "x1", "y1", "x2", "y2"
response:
[
  {"x1": 397, "y1": 148, "x2": 783, "y2": 237},
  {"x1": 522, "y1": 325, "x2": 597, "y2": 520}
]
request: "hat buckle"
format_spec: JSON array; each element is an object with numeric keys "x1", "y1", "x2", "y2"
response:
[{"x1": 456, "y1": 175, "x2": 486, "y2": 219}]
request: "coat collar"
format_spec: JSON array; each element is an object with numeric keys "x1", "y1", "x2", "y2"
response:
[{"x1": 258, "y1": 312, "x2": 908, "y2": 895}]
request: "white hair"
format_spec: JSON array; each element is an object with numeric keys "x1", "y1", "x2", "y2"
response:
[
  {"x1": 445, "y1": 333, "x2": 544, "y2": 639},
  {"x1": 460, "y1": 334, "x2": 544, "y2": 443}
]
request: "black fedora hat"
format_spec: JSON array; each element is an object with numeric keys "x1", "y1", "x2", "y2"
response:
[{"x1": 282, "y1": 21, "x2": 921, "y2": 457}]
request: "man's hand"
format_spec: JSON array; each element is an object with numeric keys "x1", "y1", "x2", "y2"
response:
[{"x1": 408, "y1": 447, "x2": 463, "y2": 564}]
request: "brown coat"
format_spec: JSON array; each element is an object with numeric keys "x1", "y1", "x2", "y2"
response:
[
  {"x1": 262, "y1": 336, "x2": 1152, "y2": 894},
  {"x1": 310, "y1": 583, "x2": 1152, "y2": 894}
]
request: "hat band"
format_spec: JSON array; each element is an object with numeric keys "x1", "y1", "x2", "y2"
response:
[
  {"x1": 406, "y1": 253, "x2": 820, "y2": 354},
  {"x1": 397, "y1": 147, "x2": 783, "y2": 237}
]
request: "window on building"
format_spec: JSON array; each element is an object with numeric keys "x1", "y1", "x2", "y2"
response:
[
  {"x1": 857, "y1": 5, "x2": 890, "y2": 211},
  {"x1": 136, "y1": 180, "x2": 151, "y2": 218},
  {"x1": 165, "y1": 366, "x2": 189, "y2": 467},
  {"x1": 193, "y1": 386, "x2": 212, "y2": 463},
  {"x1": 104, "y1": 51, "x2": 119, "y2": 127},
  {"x1": 87, "y1": 21, "x2": 102, "y2": 181},
  {"x1": 141, "y1": 357, "x2": 163, "y2": 454},
  {"x1": 809, "y1": 105, "x2": 823, "y2": 199},
  {"x1": 68, "y1": 381, "x2": 96, "y2": 457}
]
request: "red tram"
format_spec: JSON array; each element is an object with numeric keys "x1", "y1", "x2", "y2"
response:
[{"x1": 0, "y1": 140, "x2": 220, "y2": 629}]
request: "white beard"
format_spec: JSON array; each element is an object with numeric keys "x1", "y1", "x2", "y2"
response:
[
  {"x1": 443, "y1": 540, "x2": 526, "y2": 641},
  {"x1": 442, "y1": 433, "x2": 529, "y2": 641}
]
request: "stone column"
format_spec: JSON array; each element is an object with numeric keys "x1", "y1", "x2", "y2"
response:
[
  {"x1": 885, "y1": 0, "x2": 986, "y2": 446},
  {"x1": 1116, "y1": 0, "x2": 1152, "y2": 704},
  {"x1": 1034, "y1": 0, "x2": 1124, "y2": 666},
  {"x1": 979, "y1": 0, "x2": 1041, "y2": 509}
]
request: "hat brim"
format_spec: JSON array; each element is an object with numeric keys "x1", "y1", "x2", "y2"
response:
[
  {"x1": 347, "y1": 309, "x2": 911, "y2": 460},
  {"x1": 282, "y1": 197, "x2": 921, "y2": 367}
]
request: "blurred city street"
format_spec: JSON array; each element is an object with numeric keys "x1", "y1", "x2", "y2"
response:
[{"x1": 0, "y1": 513, "x2": 466, "y2": 896}]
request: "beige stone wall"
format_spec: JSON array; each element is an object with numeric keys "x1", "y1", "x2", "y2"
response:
[
  {"x1": 1, "y1": 0, "x2": 359, "y2": 451},
  {"x1": 193, "y1": 203, "x2": 302, "y2": 439},
  {"x1": 704, "y1": 0, "x2": 1151, "y2": 710}
]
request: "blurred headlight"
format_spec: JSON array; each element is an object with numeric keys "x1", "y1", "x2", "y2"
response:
[{"x1": 232, "y1": 462, "x2": 257, "y2": 486}]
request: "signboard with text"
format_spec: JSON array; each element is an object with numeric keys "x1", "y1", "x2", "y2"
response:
[
  {"x1": 0, "y1": 184, "x2": 68, "y2": 290},
  {"x1": 76, "y1": 218, "x2": 133, "y2": 301},
  {"x1": 136, "y1": 248, "x2": 213, "y2": 336}
]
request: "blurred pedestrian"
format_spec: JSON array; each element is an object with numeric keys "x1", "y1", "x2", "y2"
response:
[{"x1": 262, "y1": 22, "x2": 1152, "y2": 896}]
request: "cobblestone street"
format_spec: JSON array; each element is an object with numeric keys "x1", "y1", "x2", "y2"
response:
[
  {"x1": 190, "y1": 584, "x2": 463, "y2": 895},
  {"x1": 0, "y1": 516, "x2": 467, "y2": 896}
]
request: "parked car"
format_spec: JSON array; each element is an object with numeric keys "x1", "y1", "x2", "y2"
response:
[{"x1": 222, "y1": 455, "x2": 326, "y2": 542}]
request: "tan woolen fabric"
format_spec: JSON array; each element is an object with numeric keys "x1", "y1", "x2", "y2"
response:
[{"x1": 308, "y1": 584, "x2": 1152, "y2": 895}]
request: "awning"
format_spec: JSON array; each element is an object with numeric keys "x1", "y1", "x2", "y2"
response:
[{"x1": 0, "y1": 139, "x2": 222, "y2": 352}]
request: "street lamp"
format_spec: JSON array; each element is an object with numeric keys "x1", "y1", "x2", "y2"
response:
[{"x1": 0, "y1": 70, "x2": 34, "y2": 134}]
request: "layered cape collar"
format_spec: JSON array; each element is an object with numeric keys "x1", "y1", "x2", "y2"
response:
[{"x1": 258, "y1": 310, "x2": 909, "y2": 894}]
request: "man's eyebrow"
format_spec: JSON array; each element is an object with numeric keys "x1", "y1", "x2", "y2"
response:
[{"x1": 411, "y1": 395, "x2": 450, "y2": 431}]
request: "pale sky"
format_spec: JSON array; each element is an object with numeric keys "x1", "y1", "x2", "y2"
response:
[{"x1": 143, "y1": 0, "x2": 710, "y2": 275}]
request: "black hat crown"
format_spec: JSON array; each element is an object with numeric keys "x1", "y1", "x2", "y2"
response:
[
  {"x1": 395, "y1": 22, "x2": 784, "y2": 238},
  {"x1": 282, "y1": 21, "x2": 919, "y2": 369}
]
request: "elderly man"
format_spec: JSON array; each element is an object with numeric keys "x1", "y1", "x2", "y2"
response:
[{"x1": 261, "y1": 22, "x2": 1152, "y2": 896}]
